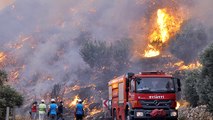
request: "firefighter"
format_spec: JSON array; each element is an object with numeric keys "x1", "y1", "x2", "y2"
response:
[
  {"x1": 57, "y1": 101, "x2": 64, "y2": 120},
  {"x1": 38, "y1": 99, "x2": 47, "y2": 120},
  {"x1": 48, "y1": 99, "x2": 58, "y2": 120},
  {"x1": 75, "y1": 99, "x2": 84, "y2": 120},
  {"x1": 30, "y1": 101, "x2": 38, "y2": 120}
]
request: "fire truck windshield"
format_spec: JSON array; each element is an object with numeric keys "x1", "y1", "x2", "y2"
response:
[{"x1": 136, "y1": 78, "x2": 175, "y2": 93}]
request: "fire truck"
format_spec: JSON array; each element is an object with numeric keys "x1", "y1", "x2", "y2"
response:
[{"x1": 108, "y1": 71, "x2": 181, "y2": 120}]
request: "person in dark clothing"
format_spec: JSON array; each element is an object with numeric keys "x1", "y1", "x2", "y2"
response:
[
  {"x1": 57, "y1": 101, "x2": 64, "y2": 120},
  {"x1": 75, "y1": 99, "x2": 84, "y2": 120}
]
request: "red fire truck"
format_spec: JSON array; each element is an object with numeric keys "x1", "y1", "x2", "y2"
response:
[{"x1": 108, "y1": 71, "x2": 181, "y2": 120}]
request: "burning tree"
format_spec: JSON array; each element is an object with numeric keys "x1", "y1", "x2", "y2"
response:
[{"x1": 144, "y1": 8, "x2": 184, "y2": 58}]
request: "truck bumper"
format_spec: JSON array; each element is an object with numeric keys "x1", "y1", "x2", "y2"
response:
[{"x1": 130, "y1": 109, "x2": 178, "y2": 119}]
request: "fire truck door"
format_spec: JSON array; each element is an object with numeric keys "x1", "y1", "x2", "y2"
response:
[{"x1": 109, "y1": 86, "x2": 112, "y2": 100}]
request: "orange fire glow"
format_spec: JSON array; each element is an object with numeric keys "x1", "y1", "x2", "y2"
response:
[
  {"x1": 0, "y1": 52, "x2": 6, "y2": 63},
  {"x1": 175, "y1": 61, "x2": 202, "y2": 70},
  {"x1": 176, "y1": 100, "x2": 190, "y2": 109},
  {"x1": 69, "y1": 95, "x2": 79, "y2": 107},
  {"x1": 144, "y1": 8, "x2": 183, "y2": 57},
  {"x1": 89, "y1": 108, "x2": 102, "y2": 116}
]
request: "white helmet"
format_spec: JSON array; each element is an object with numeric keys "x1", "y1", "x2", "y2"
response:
[
  {"x1": 41, "y1": 99, "x2": 45, "y2": 103},
  {"x1": 78, "y1": 99, "x2": 82, "y2": 103},
  {"x1": 51, "y1": 99, "x2": 55, "y2": 102}
]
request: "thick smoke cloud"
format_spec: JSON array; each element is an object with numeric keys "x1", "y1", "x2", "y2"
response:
[
  {"x1": 169, "y1": 20, "x2": 208, "y2": 64},
  {"x1": 168, "y1": 0, "x2": 213, "y2": 64},
  {"x1": 0, "y1": 0, "x2": 213, "y2": 109},
  {"x1": 0, "y1": 0, "x2": 148, "y2": 101}
]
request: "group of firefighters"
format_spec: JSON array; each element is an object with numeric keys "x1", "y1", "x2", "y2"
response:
[{"x1": 30, "y1": 98, "x2": 84, "y2": 120}]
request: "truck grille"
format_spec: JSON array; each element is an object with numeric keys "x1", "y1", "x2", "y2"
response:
[{"x1": 139, "y1": 100, "x2": 172, "y2": 109}]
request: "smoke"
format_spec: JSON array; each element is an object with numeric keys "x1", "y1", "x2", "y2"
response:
[
  {"x1": 169, "y1": 20, "x2": 208, "y2": 64},
  {"x1": 190, "y1": 0, "x2": 213, "y2": 27},
  {"x1": 0, "y1": 0, "x2": 14, "y2": 10},
  {"x1": 0, "y1": 0, "x2": 151, "y2": 104},
  {"x1": 0, "y1": 0, "x2": 212, "y2": 113},
  {"x1": 167, "y1": 0, "x2": 213, "y2": 64}
]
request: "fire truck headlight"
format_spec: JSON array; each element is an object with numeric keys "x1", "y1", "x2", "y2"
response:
[
  {"x1": 170, "y1": 111, "x2": 177, "y2": 116},
  {"x1": 136, "y1": 112, "x2": 144, "y2": 117}
]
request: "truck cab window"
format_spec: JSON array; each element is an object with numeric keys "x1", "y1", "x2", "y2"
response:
[{"x1": 136, "y1": 78, "x2": 175, "y2": 93}]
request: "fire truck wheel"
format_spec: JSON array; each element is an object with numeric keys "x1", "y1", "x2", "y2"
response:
[
  {"x1": 125, "y1": 110, "x2": 134, "y2": 120},
  {"x1": 113, "y1": 110, "x2": 117, "y2": 120}
]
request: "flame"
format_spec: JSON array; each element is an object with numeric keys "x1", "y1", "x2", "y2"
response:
[
  {"x1": 69, "y1": 95, "x2": 79, "y2": 107},
  {"x1": 144, "y1": 45, "x2": 160, "y2": 58},
  {"x1": 0, "y1": 52, "x2": 6, "y2": 63},
  {"x1": 176, "y1": 101, "x2": 180, "y2": 110},
  {"x1": 144, "y1": 8, "x2": 183, "y2": 57},
  {"x1": 176, "y1": 100, "x2": 190, "y2": 109},
  {"x1": 89, "y1": 108, "x2": 102, "y2": 116},
  {"x1": 175, "y1": 61, "x2": 202, "y2": 70}
]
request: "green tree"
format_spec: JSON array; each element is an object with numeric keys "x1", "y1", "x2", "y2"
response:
[
  {"x1": 183, "y1": 70, "x2": 200, "y2": 107},
  {"x1": 80, "y1": 40, "x2": 111, "y2": 69},
  {"x1": 79, "y1": 38, "x2": 132, "y2": 91},
  {"x1": 199, "y1": 43, "x2": 213, "y2": 112},
  {"x1": 80, "y1": 38, "x2": 132, "y2": 71},
  {"x1": 0, "y1": 70, "x2": 23, "y2": 120},
  {"x1": 0, "y1": 85, "x2": 23, "y2": 107}
]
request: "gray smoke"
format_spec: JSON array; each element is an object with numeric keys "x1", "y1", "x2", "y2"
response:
[
  {"x1": 0, "y1": 0, "x2": 213, "y2": 109},
  {"x1": 169, "y1": 20, "x2": 208, "y2": 64},
  {"x1": 0, "y1": 0, "x2": 149, "y2": 102},
  {"x1": 168, "y1": 0, "x2": 213, "y2": 64}
]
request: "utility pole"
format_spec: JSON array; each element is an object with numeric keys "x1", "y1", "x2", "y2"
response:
[{"x1": 5, "y1": 107, "x2": 9, "y2": 120}]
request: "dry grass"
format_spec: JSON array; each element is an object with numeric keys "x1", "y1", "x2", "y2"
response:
[{"x1": 15, "y1": 115, "x2": 31, "y2": 120}]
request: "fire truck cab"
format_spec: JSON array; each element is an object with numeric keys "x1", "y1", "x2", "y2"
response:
[{"x1": 108, "y1": 71, "x2": 181, "y2": 120}]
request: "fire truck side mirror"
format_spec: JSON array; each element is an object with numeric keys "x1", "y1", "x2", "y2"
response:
[
  {"x1": 126, "y1": 72, "x2": 134, "y2": 91},
  {"x1": 177, "y1": 78, "x2": 181, "y2": 91},
  {"x1": 108, "y1": 100, "x2": 112, "y2": 110},
  {"x1": 126, "y1": 72, "x2": 134, "y2": 79}
]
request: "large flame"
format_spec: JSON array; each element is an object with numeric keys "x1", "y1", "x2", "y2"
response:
[
  {"x1": 144, "y1": 8, "x2": 183, "y2": 57},
  {"x1": 69, "y1": 95, "x2": 79, "y2": 107}
]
